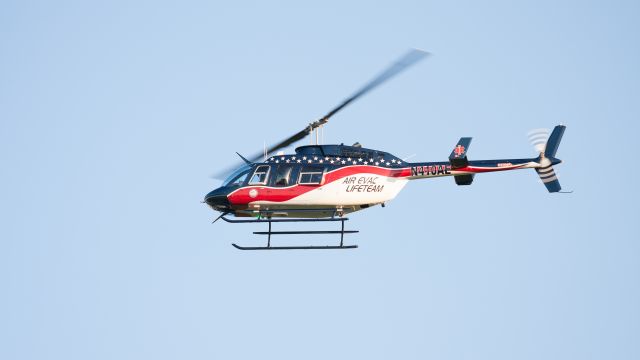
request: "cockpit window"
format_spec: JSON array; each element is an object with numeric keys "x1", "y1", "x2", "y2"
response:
[
  {"x1": 248, "y1": 165, "x2": 271, "y2": 185},
  {"x1": 222, "y1": 164, "x2": 251, "y2": 187}
]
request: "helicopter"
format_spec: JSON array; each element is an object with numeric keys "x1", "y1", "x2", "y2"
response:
[{"x1": 204, "y1": 49, "x2": 567, "y2": 250}]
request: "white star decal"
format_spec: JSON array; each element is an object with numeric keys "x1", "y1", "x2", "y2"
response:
[
  {"x1": 313, "y1": 157, "x2": 318, "y2": 161},
  {"x1": 369, "y1": 158, "x2": 374, "y2": 162},
  {"x1": 375, "y1": 162, "x2": 380, "y2": 166},
  {"x1": 285, "y1": 160, "x2": 290, "y2": 163},
  {"x1": 391, "y1": 159, "x2": 396, "y2": 163},
  {"x1": 347, "y1": 157, "x2": 352, "y2": 161},
  {"x1": 358, "y1": 158, "x2": 363, "y2": 162},
  {"x1": 297, "y1": 160, "x2": 301, "y2": 163},
  {"x1": 352, "y1": 161, "x2": 357, "y2": 165},
  {"x1": 324, "y1": 157, "x2": 329, "y2": 161},
  {"x1": 308, "y1": 160, "x2": 312, "y2": 163},
  {"x1": 364, "y1": 161, "x2": 368, "y2": 165},
  {"x1": 292, "y1": 156, "x2": 296, "y2": 160},
  {"x1": 341, "y1": 160, "x2": 346, "y2": 164},
  {"x1": 386, "y1": 162, "x2": 391, "y2": 166},
  {"x1": 302, "y1": 156, "x2": 307, "y2": 160},
  {"x1": 319, "y1": 159, "x2": 324, "y2": 163},
  {"x1": 336, "y1": 157, "x2": 341, "y2": 161},
  {"x1": 275, "y1": 160, "x2": 279, "y2": 163},
  {"x1": 281, "y1": 157, "x2": 285, "y2": 161},
  {"x1": 330, "y1": 160, "x2": 335, "y2": 164}
]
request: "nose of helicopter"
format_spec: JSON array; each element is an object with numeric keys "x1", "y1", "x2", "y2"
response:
[{"x1": 204, "y1": 187, "x2": 231, "y2": 210}]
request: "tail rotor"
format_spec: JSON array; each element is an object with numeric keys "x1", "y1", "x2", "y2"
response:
[
  {"x1": 527, "y1": 125, "x2": 567, "y2": 193},
  {"x1": 527, "y1": 128, "x2": 550, "y2": 155}
]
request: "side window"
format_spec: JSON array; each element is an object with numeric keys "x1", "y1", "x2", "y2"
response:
[
  {"x1": 248, "y1": 165, "x2": 270, "y2": 185},
  {"x1": 273, "y1": 165, "x2": 293, "y2": 187},
  {"x1": 298, "y1": 166, "x2": 324, "y2": 185}
]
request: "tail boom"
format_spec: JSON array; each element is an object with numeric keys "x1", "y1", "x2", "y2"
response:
[
  {"x1": 407, "y1": 158, "x2": 538, "y2": 180},
  {"x1": 407, "y1": 125, "x2": 566, "y2": 192}
]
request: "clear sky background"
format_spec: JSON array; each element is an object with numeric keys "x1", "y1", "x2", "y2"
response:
[{"x1": 1, "y1": 0, "x2": 639, "y2": 359}]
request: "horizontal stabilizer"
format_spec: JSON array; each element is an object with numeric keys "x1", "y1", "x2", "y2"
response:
[{"x1": 454, "y1": 174, "x2": 475, "y2": 186}]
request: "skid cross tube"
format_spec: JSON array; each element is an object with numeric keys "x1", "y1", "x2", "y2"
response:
[{"x1": 225, "y1": 215, "x2": 359, "y2": 250}]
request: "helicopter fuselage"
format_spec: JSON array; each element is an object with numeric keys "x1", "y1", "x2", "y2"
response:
[
  {"x1": 202, "y1": 49, "x2": 567, "y2": 249},
  {"x1": 205, "y1": 143, "x2": 555, "y2": 219}
]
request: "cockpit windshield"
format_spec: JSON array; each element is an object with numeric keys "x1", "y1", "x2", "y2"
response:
[{"x1": 222, "y1": 164, "x2": 251, "y2": 187}]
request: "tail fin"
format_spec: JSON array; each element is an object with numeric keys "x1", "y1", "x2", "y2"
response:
[
  {"x1": 544, "y1": 125, "x2": 566, "y2": 158},
  {"x1": 449, "y1": 137, "x2": 472, "y2": 168},
  {"x1": 534, "y1": 125, "x2": 566, "y2": 193}
]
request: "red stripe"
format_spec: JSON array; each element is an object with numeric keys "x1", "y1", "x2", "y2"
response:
[
  {"x1": 228, "y1": 166, "x2": 409, "y2": 205},
  {"x1": 452, "y1": 164, "x2": 526, "y2": 173}
]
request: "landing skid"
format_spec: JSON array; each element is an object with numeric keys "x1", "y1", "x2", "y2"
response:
[
  {"x1": 232, "y1": 244, "x2": 358, "y2": 250},
  {"x1": 220, "y1": 212, "x2": 359, "y2": 250}
]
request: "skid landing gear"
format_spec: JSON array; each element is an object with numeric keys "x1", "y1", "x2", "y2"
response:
[{"x1": 219, "y1": 214, "x2": 359, "y2": 250}]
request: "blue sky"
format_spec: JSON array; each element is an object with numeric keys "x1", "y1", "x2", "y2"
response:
[{"x1": 1, "y1": 1, "x2": 639, "y2": 359}]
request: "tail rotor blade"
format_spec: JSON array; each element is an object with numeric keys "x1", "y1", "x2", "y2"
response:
[{"x1": 527, "y1": 128, "x2": 550, "y2": 154}]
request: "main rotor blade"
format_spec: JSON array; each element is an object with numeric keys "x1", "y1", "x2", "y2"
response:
[
  {"x1": 214, "y1": 48, "x2": 430, "y2": 177},
  {"x1": 315, "y1": 48, "x2": 429, "y2": 126},
  {"x1": 250, "y1": 48, "x2": 429, "y2": 162},
  {"x1": 246, "y1": 127, "x2": 310, "y2": 163}
]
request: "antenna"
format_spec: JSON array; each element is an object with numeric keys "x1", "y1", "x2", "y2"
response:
[
  {"x1": 263, "y1": 140, "x2": 267, "y2": 161},
  {"x1": 402, "y1": 153, "x2": 417, "y2": 162}
]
